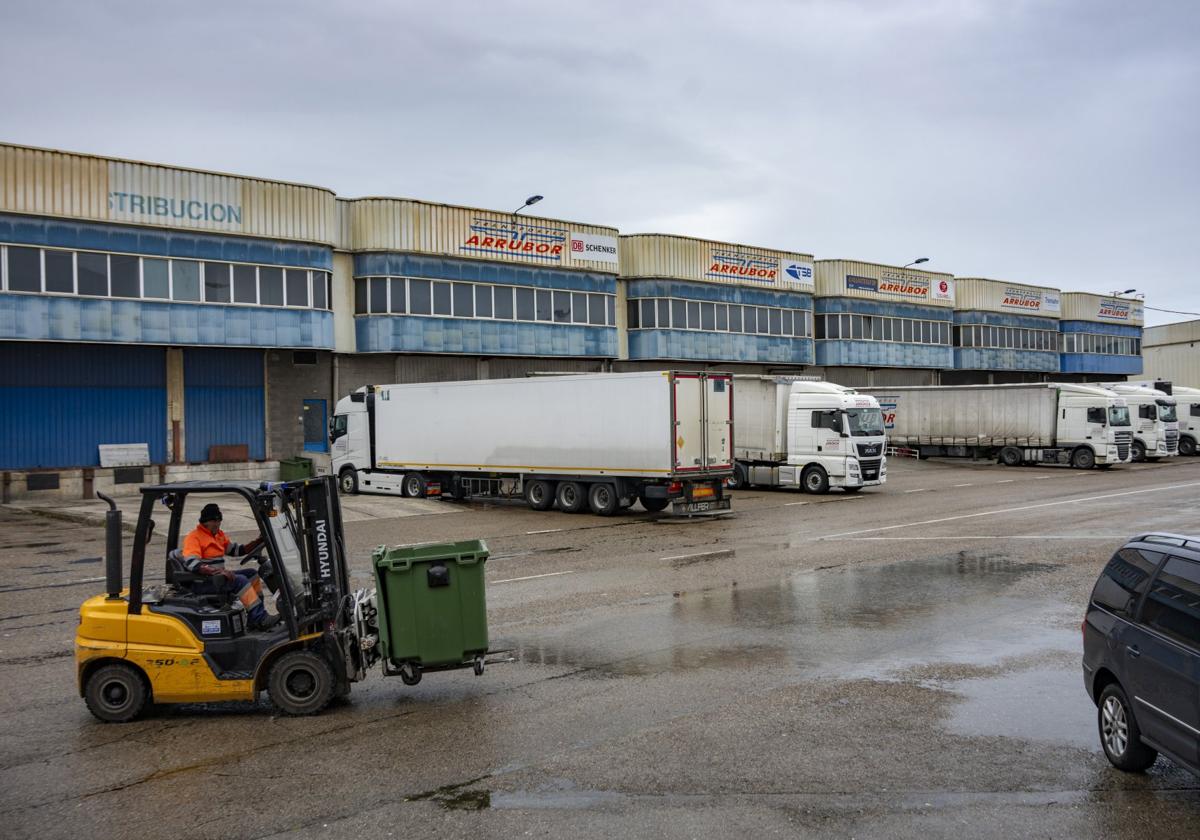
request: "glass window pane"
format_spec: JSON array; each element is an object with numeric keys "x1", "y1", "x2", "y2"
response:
[
  {"x1": 672, "y1": 299, "x2": 686, "y2": 329},
  {"x1": 657, "y1": 299, "x2": 670, "y2": 329},
  {"x1": 516, "y1": 287, "x2": 535, "y2": 321},
  {"x1": 312, "y1": 271, "x2": 328, "y2": 309},
  {"x1": 77, "y1": 252, "x2": 108, "y2": 296},
  {"x1": 641, "y1": 299, "x2": 656, "y2": 328},
  {"x1": 627, "y1": 299, "x2": 640, "y2": 329},
  {"x1": 494, "y1": 286, "x2": 514, "y2": 319},
  {"x1": 259, "y1": 266, "x2": 283, "y2": 306},
  {"x1": 144, "y1": 258, "x2": 170, "y2": 299},
  {"x1": 716, "y1": 304, "x2": 728, "y2": 331},
  {"x1": 686, "y1": 301, "x2": 701, "y2": 329},
  {"x1": 797, "y1": 311, "x2": 809, "y2": 337},
  {"x1": 44, "y1": 250, "x2": 74, "y2": 293},
  {"x1": 553, "y1": 290, "x2": 571, "y2": 323},
  {"x1": 433, "y1": 282, "x2": 452, "y2": 316},
  {"x1": 6, "y1": 246, "x2": 41, "y2": 291},
  {"x1": 286, "y1": 269, "x2": 308, "y2": 307},
  {"x1": 769, "y1": 308, "x2": 782, "y2": 336},
  {"x1": 607, "y1": 296, "x2": 615, "y2": 326},
  {"x1": 882, "y1": 318, "x2": 892, "y2": 342},
  {"x1": 1091, "y1": 548, "x2": 1162, "y2": 619},
  {"x1": 872, "y1": 317, "x2": 884, "y2": 340},
  {"x1": 900, "y1": 320, "x2": 911, "y2": 342},
  {"x1": 1140, "y1": 557, "x2": 1200, "y2": 647},
  {"x1": 781, "y1": 310, "x2": 793, "y2": 336},
  {"x1": 476, "y1": 285, "x2": 493, "y2": 318},
  {"x1": 827, "y1": 314, "x2": 840, "y2": 339},
  {"x1": 534, "y1": 289, "x2": 551, "y2": 321},
  {"x1": 815, "y1": 314, "x2": 826, "y2": 339},
  {"x1": 701, "y1": 302, "x2": 715, "y2": 331},
  {"x1": 369, "y1": 277, "x2": 388, "y2": 313},
  {"x1": 590, "y1": 293, "x2": 607, "y2": 326},
  {"x1": 727, "y1": 304, "x2": 742, "y2": 333},
  {"x1": 390, "y1": 278, "x2": 406, "y2": 313},
  {"x1": 410, "y1": 279, "x2": 432, "y2": 314},
  {"x1": 453, "y1": 282, "x2": 474, "y2": 317},
  {"x1": 572, "y1": 292, "x2": 587, "y2": 324},
  {"x1": 354, "y1": 278, "x2": 369, "y2": 314},
  {"x1": 111, "y1": 254, "x2": 140, "y2": 298},
  {"x1": 169, "y1": 259, "x2": 198, "y2": 301},
  {"x1": 233, "y1": 265, "x2": 257, "y2": 303},
  {"x1": 205, "y1": 262, "x2": 231, "y2": 303}
]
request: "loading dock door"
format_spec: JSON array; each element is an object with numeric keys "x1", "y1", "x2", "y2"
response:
[{"x1": 183, "y1": 348, "x2": 265, "y2": 463}]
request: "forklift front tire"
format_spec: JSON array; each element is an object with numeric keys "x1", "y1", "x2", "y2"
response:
[
  {"x1": 84, "y1": 663, "x2": 149, "y2": 723},
  {"x1": 268, "y1": 651, "x2": 335, "y2": 716}
]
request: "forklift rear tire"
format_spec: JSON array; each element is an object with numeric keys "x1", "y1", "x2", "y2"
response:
[
  {"x1": 268, "y1": 651, "x2": 335, "y2": 716},
  {"x1": 339, "y1": 468, "x2": 359, "y2": 495},
  {"x1": 84, "y1": 663, "x2": 149, "y2": 723}
]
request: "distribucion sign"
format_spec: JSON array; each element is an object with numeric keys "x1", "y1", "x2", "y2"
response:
[{"x1": 107, "y1": 163, "x2": 244, "y2": 230}]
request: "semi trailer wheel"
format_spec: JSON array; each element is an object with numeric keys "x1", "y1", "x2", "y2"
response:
[
  {"x1": 84, "y1": 663, "x2": 149, "y2": 723},
  {"x1": 587, "y1": 482, "x2": 619, "y2": 516},
  {"x1": 556, "y1": 481, "x2": 587, "y2": 513},
  {"x1": 1071, "y1": 447, "x2": 1095, "y2": 470},
  {"x1": 524, "y1": 480, "x2": 555, "y2": 510},
  {"x1": 727, "y1": 464, "x2": 748, "y2": 490},
  {"x1": 999, "y1": 447, "x2": 1022, "y2": 467},
  {"x1": 338, "y1": 468, "x2": 359, "y2": 495},
  {"x1": 268, "y1": 650, "x2": 334, "y2": 716}
]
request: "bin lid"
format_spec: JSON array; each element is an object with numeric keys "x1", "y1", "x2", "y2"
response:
[{"x1": 372, "y1": 539, "x2": 489, "y2": 570}]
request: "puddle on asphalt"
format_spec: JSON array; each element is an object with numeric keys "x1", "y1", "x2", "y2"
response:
[
  {"x1": 944, "y1": 667, "x2": 1097, "y2": 750},
  {"x1": 514, "y1": 553, "x2": 1066, "y2": 680}
]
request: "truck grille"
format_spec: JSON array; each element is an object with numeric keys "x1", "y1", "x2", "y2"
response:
[
  {"x1": 859, "y1": 458, "x2": 883, "y2": 481},
  {"x1": 857, "y1": 443, "x2": 883, "y2": 458},
  {"x1": 1166, "y1": 430, "x2": 1179, "y2": 455},
  {"x1": 1115, "y1": 431, "x2": 1131, "y2": 461}
]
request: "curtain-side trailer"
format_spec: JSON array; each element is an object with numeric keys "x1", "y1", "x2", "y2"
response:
[{"x1": 330, "y1": 371, "x2": 734, "y2": 516}]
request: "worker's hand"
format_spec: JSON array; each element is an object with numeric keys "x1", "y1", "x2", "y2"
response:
[{"x1": 218, "y1": 567, "x2": 237, "y2": 582}]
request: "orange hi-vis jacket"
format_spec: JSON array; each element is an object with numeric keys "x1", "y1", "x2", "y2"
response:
[{"x1": 181, "y1": 526, "x2": 253, "y2": 573}]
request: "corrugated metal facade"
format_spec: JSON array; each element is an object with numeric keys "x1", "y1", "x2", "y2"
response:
[
  {"x1": 0, "y1": 343, "x2": 166, "y2": 469},
  {"x1": 0, "y1": 143, "x2": 335, "y2": 245},
  {"x1": 183, "y1": 348, "x2": 265, "y2": 462},
  {"x1": 1142, "y1": 318, "x2": 1200, "y2": 387},
  {"x1": 814, "y1": 260, "x2": 955, "y2": 308},
  {"x1": 342, "y1": 199, "x2": 619, "y2": 272},
  {"x1": 1144, "y1": 319, "x2": 1200, "y2": 348},
  {"x1": 955, "y1": 278, "x2": 1061, "y2": 318},
  {"x1": 619, "y1": 234, "x2": 814, "y2": 293},
  {"x1": 1060, "y1": 292, "x2": 1145, "y2": 325}
]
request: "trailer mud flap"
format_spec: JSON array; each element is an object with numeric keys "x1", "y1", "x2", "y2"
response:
[{"x1": 671, "y1": 498, "x2": 733, "y2": 516}]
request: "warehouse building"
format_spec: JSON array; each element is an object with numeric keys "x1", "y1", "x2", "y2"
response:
[
  {"x1": 944, "y1": 278, "x2": 1062, "y2": 384},
  {"x1": 1142, "y1": 319, "x2": 1200, "y2": 388},
  {"x1": 618, "y1": 234, "x2": 814, "y2": 372},
  {"x1": 1057, "y1": 292, "x2": 1144, "y2": 378}
]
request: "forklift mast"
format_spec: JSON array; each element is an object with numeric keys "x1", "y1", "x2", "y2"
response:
[{"x1": 290, "y1": 477, "x2": 352, "y2": 627}]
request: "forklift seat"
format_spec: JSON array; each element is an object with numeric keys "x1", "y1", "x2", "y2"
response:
[
  {"x1": 163, "y1": 549, "x2": 231, "y2": 608},
  {"x1": 165, "y1": 549, "x2": 205, "y2": 587}
]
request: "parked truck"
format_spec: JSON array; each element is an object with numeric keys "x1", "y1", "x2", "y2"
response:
[
  {"x1": 1100, "y1": 382, "x2": 1181, "y2": 461},
  {"x1": 330, "y1": 371, "x2": 733, "y2": 516},
  {"x1": 731, "y1": 377, "x2": 887, "y2": 494},
  {"x1": 1159, "y1": 384, "x2": 1200, "y2": 456},
  {"x1": 861, "y1": 383, "x2": 1133, "y2": 469}
]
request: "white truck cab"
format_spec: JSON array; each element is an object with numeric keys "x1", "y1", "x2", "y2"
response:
[
  {"x1": 1102, "y1": 383, "x2": 1179, "y2": 461},
  {"x1": 1056, "y1": 387, "x2": 1134, "y2": 466},
  {"x1": 1127, "y1": 381, "x2": 1199, "y2": 457}
]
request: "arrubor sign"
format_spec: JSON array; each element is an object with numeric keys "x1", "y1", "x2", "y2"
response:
[{"x1": 706, "y1": 249, "x2": 813, "y2": 288}]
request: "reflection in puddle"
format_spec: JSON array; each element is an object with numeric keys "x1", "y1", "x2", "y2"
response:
[{"x1": 945, "y1": 667, "x2": 1097, "y2": 750}]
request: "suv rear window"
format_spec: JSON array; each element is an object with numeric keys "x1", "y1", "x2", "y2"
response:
[
  {"x1": 1141, "y1": 557, "x2": 1200, "y2": 649},
  {"x1": 1091, "y1": 548, "x2": 1163, "y2": 619}
]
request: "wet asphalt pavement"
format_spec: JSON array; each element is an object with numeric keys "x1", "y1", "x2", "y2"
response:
[{"x1": 2, "y1": 457, "x2": 1200, "y2": 839}]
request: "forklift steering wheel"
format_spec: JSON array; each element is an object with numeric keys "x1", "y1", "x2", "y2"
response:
[{"x1": 239, "y1": 542, "x2": 268, "y2": 566}]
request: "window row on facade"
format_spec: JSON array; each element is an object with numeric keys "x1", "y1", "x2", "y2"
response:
[
  {"x1": 0, "y1": 244, "x2": 331, "y2": 309},
  {"x1": 1060, "y1": 332, "x2": 1141, "y2": 356},
  {"x1": 814, "y1": 313, "x2": 951, "y2": 345},
  {"x1": 954, "y1": 324, "x2": 1059, "y2": 352},
  {"x1": 626, "y1": 297, "x2": 812, "y2": 338},
  {"x1": 353, "y1": 276, "x2": 617, "y2": 327}
]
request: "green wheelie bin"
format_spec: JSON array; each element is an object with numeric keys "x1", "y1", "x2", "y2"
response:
[{"x1": 372, "y1": 539, "x2": 489, "y2": 685}]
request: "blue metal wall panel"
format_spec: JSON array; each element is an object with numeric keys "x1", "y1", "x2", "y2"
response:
[
  {"x1": 1059, "y1": 319, "x2": 1143, "y2": 337},
  {"x1": 0, "y1": 342, "x2": 166, "y2": 469},
  {"x1": 815, "y1": 297, "x2": 951, "y2": 320},
  {"x1": 183, "y1": 348, "x2": 265, "y2": 462},
  {"x1": 354, "y1": 253, "x2": 615, "y2": 294},
  {"x1": 0, "y1": 213, "x2": 332, "y2": 269},
  {"x1": 816, "y1": 340, "x2": 953, "y2": 368},
  {"x1": 956, "y1": 348, "x2": 1060, "y2": 372},
  {"x1": 1060, "y1": 354, "x2": 1143, "y2": 375},
  {"x1": 628, "y1": 330, "x2": 813, "y2": 364},
  {"x1": 355, "y1": 316, "x2": 617, "y2": 357},
  {"x1": 0, "y1": 293, "x2": 334, "y2": 348},
  {"x1": 953, "y1": 311, "x2": 1060, "y2": 331},
  {"x1": 624, "y1": 279, "x2": 813, "y2": 309}
]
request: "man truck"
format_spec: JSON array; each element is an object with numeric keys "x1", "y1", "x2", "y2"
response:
[
  {"x1": 731, "y1": 378, "x2": 887, "y2": 494},
  {"x1": 862, "y1": 383, "x2": 1133, "y2": 469},
  {"x1": 330, "y1": 371, "x2": 733, "y2": 517}
]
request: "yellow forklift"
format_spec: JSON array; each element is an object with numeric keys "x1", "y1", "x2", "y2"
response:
[{"x1": 76, "y1": 476, "x2": 491, "y2": 722}]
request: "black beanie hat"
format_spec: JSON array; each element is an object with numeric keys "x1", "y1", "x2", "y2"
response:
[{"x1": 199, "y1": 503, "x2": 222, "y2": 523}]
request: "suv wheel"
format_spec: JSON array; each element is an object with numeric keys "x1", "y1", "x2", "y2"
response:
[{"x1": 1098, "y1": 683, "x2": 1157, "y2": 772}]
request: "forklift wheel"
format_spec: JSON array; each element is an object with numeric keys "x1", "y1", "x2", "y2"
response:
[
  {"x1": 84, "y1": 663, "x2": 149, "y2": 723},
  {"x1": 268, "y1": 651, "x2": 335, "y2": 716}
]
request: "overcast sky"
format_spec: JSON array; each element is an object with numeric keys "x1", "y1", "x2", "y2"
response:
[{"x1": 2, "y1": 0, "x2": 1197, "y2": 325}]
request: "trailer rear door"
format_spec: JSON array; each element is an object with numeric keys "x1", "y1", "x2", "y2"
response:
[{"x1": 671, "y1": 373, "x2": 733, "y2": 475}]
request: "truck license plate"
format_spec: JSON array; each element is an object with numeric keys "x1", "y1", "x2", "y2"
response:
[{"x1": 675, "y1": 498, "x2": 732, "y2": 514}]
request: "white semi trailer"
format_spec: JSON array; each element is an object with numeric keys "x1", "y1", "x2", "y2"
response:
[
  {"x1": 330, "y1": 371, "x2": 733, "y2": 516},
  {"x1": 861, "y1": 383, "x2": 1133, "y2": 469},
  {"x1": 1101, "y1": 382, "x2": 1181, "y2": 461},
  {"x1": 731, "y1": 378, "x2": 887, "y2": 494}
]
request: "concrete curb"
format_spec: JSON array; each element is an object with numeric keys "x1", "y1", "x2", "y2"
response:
[{"x1": 1, "y1": 504, "x2": 138, "y2": 533}]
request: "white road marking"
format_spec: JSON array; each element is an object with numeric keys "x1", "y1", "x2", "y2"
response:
[
  {"x1": 493, "y1": 570, "x2": 576, "y2": 584},
  {"x1": 833, "y1": 535, "x2": 1131, "y2": 541},
  {"x1": 819, "y1": 480, "x2": 1200, "y2": 540},
  {"x1": 525, "y1": 528, "x2": 564, "y2": 535},
  {"x1": 821, "y1": 495, "x2": 865, "y2": 502},
  {"x1": 785, "y1": 501, "x2": 808, "y2": 506},
  {"x1": 1035, "y1": 477, "x2": 1051, "y2": 480},
  {"x1": 663, "y1": 549, "x2": 736, "y2": 563},
  {"x1": 996, "y1": 479, "x2": 1015, "y2": 483},
  {"x1": 953, "y1": 483, "x2": 973, "y2": 488},
  {"x1": 905, "y1": 489, "x2": 927, "y2": 494}
]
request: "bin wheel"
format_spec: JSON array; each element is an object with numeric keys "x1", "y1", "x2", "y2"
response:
[
  {"x1": 473, "y1": 655, "x2": 485, "y2": 676},
  {"x1": 268, "y1": 650, "x2": 335, "y2": 716},
  {"x1": 403, "y1": 472, "x2": 427, "y2": 498},
  {"x1": 556, "y1": 481, "x2": 587, "y2": 513},
  {"x1": 398, "y1": 662, "x2": 422, "y2": 686},
  {"x1": 587, "y1": 482, "x2": 619, "y2": 516},
  {"x1": 339, "y1": 468, "x2": 359, "y2": 495}
]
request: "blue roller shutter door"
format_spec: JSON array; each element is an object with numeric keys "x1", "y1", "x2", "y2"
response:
[
  {"x1": 183, "y1": 348, "x2": 265, "y2": 462},
  {"x1": 0, "y1": 343, "x2": 167, "y2": 469}
]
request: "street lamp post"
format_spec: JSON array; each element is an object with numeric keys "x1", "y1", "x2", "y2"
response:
[
  {"x1": 512, "y1": 195, "x2": 544, "y2": 216},
  {"x1": 902, "y1": 258, "x2": 930, "y2": 269}
]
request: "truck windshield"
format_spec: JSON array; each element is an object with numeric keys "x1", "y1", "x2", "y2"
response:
[
  {"x1": 1157, "y1": 402, "x2": 1178, "y2": 422},
  {"x1": 1108, "y1": 406, "x2": 1131, "y2": 427},
  {"x1": 845, "y1": 408, "x2": 885, "y2": 437}
]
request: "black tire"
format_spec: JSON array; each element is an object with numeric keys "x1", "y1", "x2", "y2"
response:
[
  {"x1": 1131, "y1": 440, "x2": 1146, "y2": 463},
  {"x1": 1098, "y1": 683, "x2": 1157, "y2": 772},
  {"x1": 801, "y1": 466, "x2": 830, "y2": 495},
  {"x1": 639, "y1": 494, "x2": 670, "y2": 513},
  {"x1": 84, "y1": 662, "x2": 149, "y2": 723},
  {"x1": 524, "y1": 479, "x2": 555, "y2": 511},
  {"x1": 842, "y1": 486, "x2": 863, "y2": 493},
  {"x1": 999, "y1": 447, "x2": 1022, "y2": 467},
  {"x1": 1071, "y1": 447, "x2": 1096, "y2": 470},
  {"x1": 556, "y1": 481, "x2": 587, "y2": 513},
  {"x1": 402, "y1": 472, "x2": 427, "y2": 498},
  {"x1": 338, "y1": 468, "x2": 359, "y2": 495},
  {"x1": 727, "y1": 463, "x2": 748, "y2": 490},
  {"x1": 268, "y1": 650, "x2": 335, "y2": 716},
  {"x1": 587, "y1": 482, "x2": 619, "y2": 516},
  {"x1": 1180, "y1": 436, "x2": 1197, "y2": 457}
]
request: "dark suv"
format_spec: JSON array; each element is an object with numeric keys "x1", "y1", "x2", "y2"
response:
[{"x1": 1083, "y1": 533, "x2": 1200, "y2": 776}]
